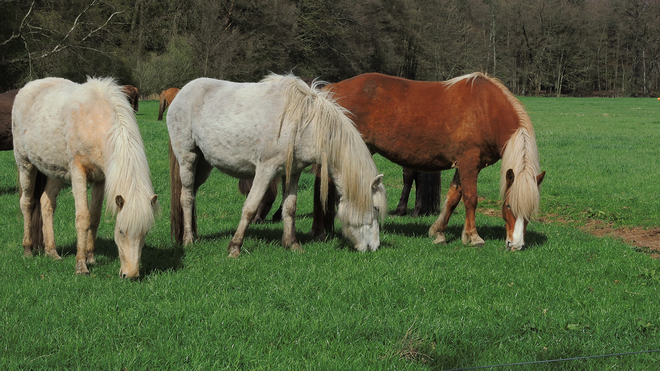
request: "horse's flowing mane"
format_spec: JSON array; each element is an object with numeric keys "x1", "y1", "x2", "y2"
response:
[
  {"x1": 446, "y1": 73, "x2": 541, "y2": 220},
  {"x1": 263, "y1": 73, "x2": 387, "y2": 224},
  {"x1": 86, "y1": 77, "x2": 158, "y2": 236}
]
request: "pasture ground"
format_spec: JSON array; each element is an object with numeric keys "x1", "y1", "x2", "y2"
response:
[{"x1": 0, "y1": 98, "x2": 659, "y2": 370}]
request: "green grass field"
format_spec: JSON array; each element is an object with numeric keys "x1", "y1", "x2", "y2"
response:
[{"x1": 0, "y1": 98, "x2": 659, "y2": 370}]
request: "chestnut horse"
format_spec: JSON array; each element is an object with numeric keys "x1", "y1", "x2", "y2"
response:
[
  {"x1": 13, "y1": 77, "x2": 159, "y2": 277},
  {"x1": 158, "y1": 88, "x2": 180, "y2": 120},
  {"x1": 316, "y1": 73, "x2": 545, "y2": 250},
  {"x1": 1, "y1": 89, "x2": 46, "y2": 248},
  {"x1": 122, "y1": 85, "x2": 139, "y2": 112}
]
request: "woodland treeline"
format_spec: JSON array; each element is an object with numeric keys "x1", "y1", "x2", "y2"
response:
[{"x1": 2, "y1": 0, "x2": 660, "y2": 97}]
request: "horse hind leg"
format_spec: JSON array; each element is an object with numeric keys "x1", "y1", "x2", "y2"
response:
[
  {"x1": 40, "y1": 177, "x2": 63, "y2": 260},
  {"x1": 393, "y1": 167, "x2": 416, "y2": 216},
  {"x1": 429, "y1": 169, "x2": 462, "y2": 244},
  {"x1": 17, "y1": 164, "x2": 38, "y2": 257}
]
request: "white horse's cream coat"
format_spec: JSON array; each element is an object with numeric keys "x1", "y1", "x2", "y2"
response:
[
  {"x1": 167, "y1": 74, "x2": 387, "y2": 255},
  {"x1": 12, "y1": 77, "x2": 158, "y2": 278}
]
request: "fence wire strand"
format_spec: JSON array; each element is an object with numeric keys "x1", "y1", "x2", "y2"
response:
[{"x1": 446, "y1": 349, "x2": 660, "y2": 371}]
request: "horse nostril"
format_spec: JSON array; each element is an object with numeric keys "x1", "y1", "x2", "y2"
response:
[{"x1": 121, "y1": 273, "x2": 128, "y2": 279}]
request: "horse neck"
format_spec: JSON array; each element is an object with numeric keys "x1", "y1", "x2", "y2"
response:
[{"x1": 104, "y1": 90, "x2": 156, "y2": 235}]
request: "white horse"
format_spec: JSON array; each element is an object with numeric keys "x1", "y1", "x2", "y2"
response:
[
  {"x1": 12, "y1": 77, "x2": 159, "y2": 278},
  {"x1": 168, "y1": 73, "x2": 387, "y2": 256}
]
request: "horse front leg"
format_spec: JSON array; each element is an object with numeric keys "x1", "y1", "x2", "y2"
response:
[
  {"x1": 429, "y1": 169, "x2": 462, "y2": 244},
  {"x1": 40, "y1": 177, "x2": 63, "y2": 260},
  {"x1": 281, "y1": 173, "x2": 302, "y2": 252},
  {"x1": 457, "y1": 163, "x2": 485, "y2": 246},
  {"x1": 85, "y1": 180, "x2": 105, "y2": 265},
  {"x1": 227, "y1": 170, "x2": 277, "y2": 258},
  {"x1": 70, "y1": 162, "x2": 91, "y2": 274},
  {"x1": 17, "y1": 164, "x2": 38, "y2": 257}
]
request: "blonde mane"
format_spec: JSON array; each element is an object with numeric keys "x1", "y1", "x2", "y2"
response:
[
  {"x1": 265, "y1": 73, "x2": 387, "y2": 224},
  {"x1": 490, "y1": 76, "x2": 541, "y2": 221},
  {"x1": 86, "y1": 77, "x2": 158, "y2": 236}
]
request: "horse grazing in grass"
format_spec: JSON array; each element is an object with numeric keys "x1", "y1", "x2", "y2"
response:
[
  {"x1": 12, "y1": 77, "x2": 159, "y2": 278},
  {"x1": 317, "y1": 72, "x2": 545, "y2": 250},
  {"x1": 168, "y1": 73, "x2": 387, "y2": 256},
  {"x1": 158, "y1": 88, "x2": 180, "y2": 120},
  {"x1": 122, "y1": 85, "x2": 139, "y2": 112}
]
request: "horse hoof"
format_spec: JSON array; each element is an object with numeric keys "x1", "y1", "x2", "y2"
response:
[
  {"x1": 310, "y1": 231, "x2": 326, "y2": 241},
  {"x1": 86, "y1": 257, "x2": 96, "y2": 265},
  {"x1": 432, "y1": 234, "x2": 446, "y2": 245},
  {"x1": 23, "y1": 247, "x2": 33, "y2": 257},
  {"x1": 45, "y1": 249, "x2": 62, "y2": 260},
  {"x1": 392, "y1": 208, "x2": 407, "y2": 216},
  {"x1": 290, "y1": 243, "x2": 304, "y2": 253},
  {"x1": 464, "y1": 233, "x2": 485, "y2": 246},
  {"x1": 227, "y1": 244, "x2": 241, "y2": 258},
  {"x1": 75, "y1": 261, "x2": 90, "y2": 275}
]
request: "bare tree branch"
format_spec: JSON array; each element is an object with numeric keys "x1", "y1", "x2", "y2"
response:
[
  {"x1": 0, "y1": 0, "x2": 35, "y2": 48},
  {"x1": 2, "y1": 0, "x2": 123, "y2": 64}
]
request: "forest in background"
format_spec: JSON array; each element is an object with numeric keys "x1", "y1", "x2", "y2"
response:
[{"x1": 1, "y1": 0, "x2": 660, "y2": 97}]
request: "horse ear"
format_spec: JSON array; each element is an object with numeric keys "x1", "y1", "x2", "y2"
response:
[
  {"x1": 537, "y1": 171, "x2": 546, "y2": 186},
  {"x1": 505, "y1": 169, "x2": 515, "y2": 189},
  {"x1": 371, "y1": 174, "x2": 384, "y2": 192},
  {"x1": 115, "y1": 195, "x2": 125, "y2": 210},
  {"x1": 150, "y1": 194, "x2": 158, "y2": 207}
]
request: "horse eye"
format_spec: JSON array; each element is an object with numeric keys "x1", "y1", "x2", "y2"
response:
[
  {"x1": 506, "y1": 204, "x2": 511, "y2": 210},
  {"x1": 119, "y1": 229, "x2": 125, "y2": 235}
]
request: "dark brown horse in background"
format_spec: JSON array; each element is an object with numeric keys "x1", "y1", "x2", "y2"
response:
[
  {"x1": 158, "y1": 88, "x2": 180, "y2": 120},
  {"x1": 122, "y1": 85, "x2": 139, "y2": 112},
  {"x1": 0, "y1": 89, "x2": 46, "y2": 250},
  {"x1": 315, "y1": 73, "x2": 545, "y2": 250},
  {"x1": 393, "y1": 168, "x2": 441, "y2": 217}
]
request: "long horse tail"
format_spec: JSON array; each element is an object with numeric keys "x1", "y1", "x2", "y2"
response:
[
  {"x1": 417, "y1": 172, "x2": 441, "y2": 216},
  {"x1": 158, "y1": 91, "x2": 167, "y2": 121},
  {"x1": 168, "y1": 138, "x2": 187, "y2": 244},
  {"x1": 31, "y1": 171, "x2": 47, "y2": 247}
]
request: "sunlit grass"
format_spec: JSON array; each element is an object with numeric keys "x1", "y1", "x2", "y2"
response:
[{"x1": 0, "y1": 99, "x2": 658, "y2": 369}]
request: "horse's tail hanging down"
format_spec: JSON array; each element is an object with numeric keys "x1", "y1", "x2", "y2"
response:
[
  {"x1": 168, "y1": 138, "x2": 199, "y2": 244},
  {"x1": 158, "y1": 91, "x2": 168, "y2": 121},
  {"x1": 417, "y1": 172, "x2": 441, "y2": 216}
]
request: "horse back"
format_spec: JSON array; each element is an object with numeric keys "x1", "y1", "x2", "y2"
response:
[
  {"x1": 328, "y1": 73, "x2": 521, "y2": 171},
  {"x1": 13, "y1": 78, "x2": 115, "y2": 181}
]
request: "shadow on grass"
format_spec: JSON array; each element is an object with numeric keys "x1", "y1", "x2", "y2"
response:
[
  {"x1": 384, "y1": 221, "x2": 548, "y2": 249},
  {"x1": 0, "y1": 186, "x2": 19, "y2": 196},
  {"x1": 50, "y1": 237, "x2": 185, "y2": 277}
]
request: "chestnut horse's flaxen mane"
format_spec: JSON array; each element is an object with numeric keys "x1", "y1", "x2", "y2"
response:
[{"x1": 445, "y1": 72, "x2": 541, "y2": 221}]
